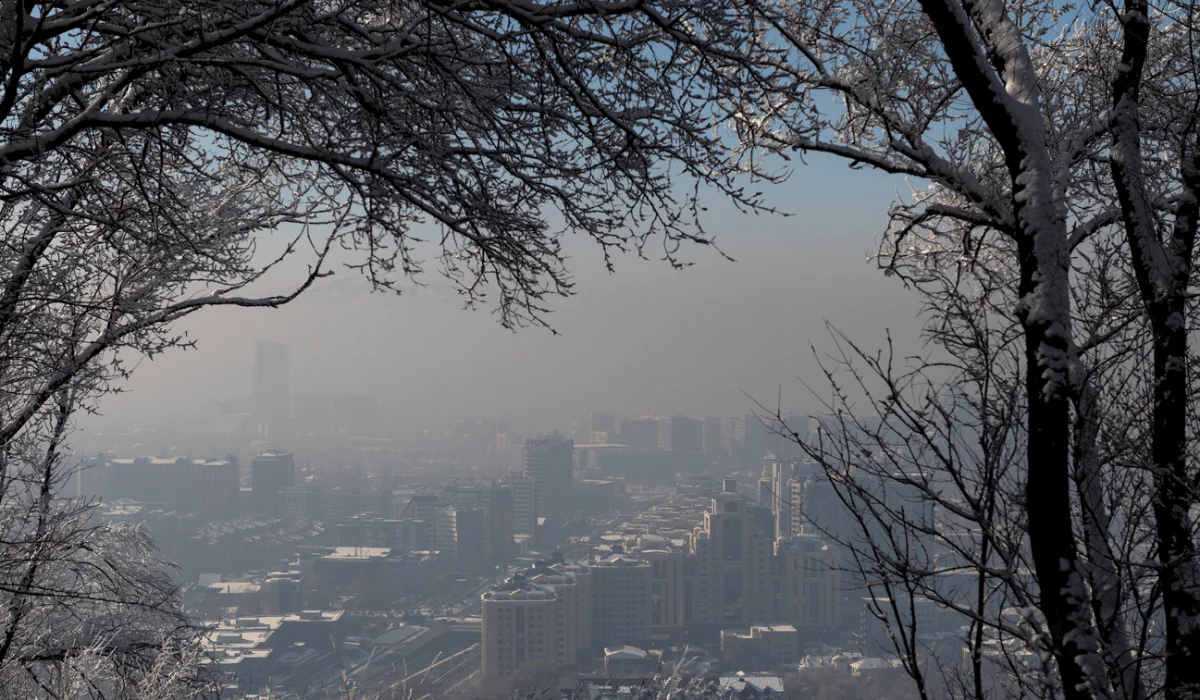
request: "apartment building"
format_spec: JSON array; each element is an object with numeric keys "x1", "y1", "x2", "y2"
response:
[{"x1": 481, "y1": 577, "x2": 559, "y2": 682}]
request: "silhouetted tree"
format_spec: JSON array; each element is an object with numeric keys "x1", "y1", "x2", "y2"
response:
[
  {"x1": 743, "y1": 0, "x2": 1200, "y2": 697},
  {"x1": 0, "y1": 1, "x2": 792, "y2": 696}
]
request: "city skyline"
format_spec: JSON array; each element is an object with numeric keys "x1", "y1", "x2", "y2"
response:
[{"x1": 78, "y1": 182, "x2": 922, "y2": 437}]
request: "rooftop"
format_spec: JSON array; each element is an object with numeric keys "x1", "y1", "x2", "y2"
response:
[
  {"x1": 485, "y1": 577, "x2": 557, "y2": 601},
  {"x1": 604, "y1": 645, "x2": 649, "y2": 660},
  {"x1": 324, "y1": 546, "x2": 391, "y2": 560},
  {"x1": 718, "y1": 674, "x2": 784, "y2": 694},
  {"x1": 592, "y1": 553, "x2": 649, "y2": 568},
  {"x1": 206, "y1": 582, "x2": 261, "y2": 595}
]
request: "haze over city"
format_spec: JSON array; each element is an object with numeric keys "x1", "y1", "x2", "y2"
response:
[
  {"x1": 87, "y1": 161, "x2": 919, "y2": 435},
  {"x1": 2, "y1": 2, "x2": 1197, "y2": 700}
]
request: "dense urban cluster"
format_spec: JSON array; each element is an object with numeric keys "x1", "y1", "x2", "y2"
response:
[{"x1": 67, "y1": 342, "x2": 1005, "y2": 699}]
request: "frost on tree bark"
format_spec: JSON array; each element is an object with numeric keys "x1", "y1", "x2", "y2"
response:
[
  {"x1": 0, "y1": 1, "x2": 790, "y2": 696},
  {"x1": 744, "y1": 0, "x2": 1200, "y2": 697}
]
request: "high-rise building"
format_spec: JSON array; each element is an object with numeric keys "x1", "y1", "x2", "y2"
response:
[
  {"x1": 589, "y1": 411, "x2": 616, "y2": 438},
  {"x1": 84, "y1": 456, "x2": 238, "y2": 517},
  {"x1": 504, "y1": 476, "x2": 536, "y2": 536},
  {"x1": 523, "y1": 433, "x2": 574, "y2": 521},
  {"x1": 633, "y1": 539, "x2": 685, "y2": 631},
  {"x1": 252, "y1": 340, "x2": 290, "y2": 432},
  {"x1": 688, "y1": 477, "x2": 775, "y2": 626},
  {"x1": 703, "y1": 416, "x2": 727, "y2": 454},
  {"x1": 658, "y1": 415, "x2": 703, "y2": 453},
  {"x1": 770, "y1": 459, "x2": 798, "y2": 539},
  {"x1": 443, "y1": 479, "x2": 514, "y2": 563},
  {"x1": 520, "y1": 562, "x2": 583, "y2": 666},
  {"x1": 552, "y1": 561, "x2": 594, "y2": 658},
  {"x1": 453, "y1": 507, "x2": 490, "y2": 573},
  {"x1": 589, "y1": 552, "x2": 652, "y2": 649},
  {"x1": 777, "y1": 534, "x2": 841, "y2": 630},
  {"x1": 251, "y1": 452, "x2": 296, "y2": 517},
  {"x1": 481, "y1": 577, "x2": 559, "y2": 682},
  {"x1": 615, "y1": 418, "x2": 659, "y2": 450}
]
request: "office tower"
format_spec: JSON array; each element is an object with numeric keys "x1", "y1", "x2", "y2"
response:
[
  {"x1": 589, "y1": 552, "x2": 652, "y2": 649},
  {"x1": 252, "y1": 340, "x2": 290, "y2": 432},
  {"x1": 688, "y1": 477, "x2": 775, "y2": 625},
  {"x1": 730, "y1": 415, "x2": 748, "y2": 452},
  {"x1": 742, "y1": 413, "x2": 768, "y2": 460},
  {"x1": 615, "y1": 417, "x2": 660, "y2": 450},
  {"x1": 487, "y1": 487, "x2": 516, "y2": 561},
  {"x1": 777, "y1": 534, "x2": 841, "y2": 629},
  {"x1": 481, "y1": 577, "x2": 559, "y2": 682},
  {"x1": 703, "y1": 416, "x2": 727, "y2": 454},
  {"x1": 433, "y1": 505, "x2": 457, "y2": 553},
  {"x1": 770, "y1": 459, "x2": 798, "y2": 539},
  {"x1": 789, "y1": 478, "x2": 807, "y2": 538},
  {"x1": 523, "y1": 432, "x2": 574, "y2": 520},
  {"x1": 443, "y1": 479, "x2": 510, "y2": 562},
  {"x1": 758, "y1": 472, "x2": 772, "y2": 505},
  {"x1": 521, "y1": 562, "x2": 582, "y2": 665},
  {"x1": 552, "y1": 561, "x2": 594, "y2": 657},
  {"x1": 671, "y1": 416, "x2": 705, "y2": 453},
  {"x1": 251, "y1": 452, "x2": 296, "y2": 517},
  {"x1": 766, "y1": 415, "x2": 804, "y2": 459},
  {"x1": 505, "y1": 476, "x2": 536, "y2": 536},
  {"x1": 589, "y1": 411, "x2": 616, "y2": 441},
  {"x1": 454, "y1": 507, "x2": 490, "y2": 573},
  {"x1": 656, "y1": 417, "x2": 671, "y2": 450}
]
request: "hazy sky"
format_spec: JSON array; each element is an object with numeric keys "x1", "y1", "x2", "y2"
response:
[{"x1": 88, "y1": 155, "x2": 926, "y2": 434}]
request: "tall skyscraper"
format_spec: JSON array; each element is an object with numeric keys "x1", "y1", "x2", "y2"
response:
[
  {"x1": 251, "y1": 452, "x2": 296, "y2": 517},
  {"x1": 688, "y1": 477, "x2": 775, "y2": 626},
  {"x1": 523, "y1": 432, "x2": 574, "y2": 520},
  {"x1": 252, "y1": 340, "x2": 290, "y2": 432}
]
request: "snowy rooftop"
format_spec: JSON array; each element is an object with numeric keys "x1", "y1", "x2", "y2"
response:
[{"x1": 718, "y1": 673, "x2": 784, "y2": 693}]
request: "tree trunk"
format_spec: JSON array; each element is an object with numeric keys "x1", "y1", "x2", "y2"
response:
[
  {"x1": 1149, "y1": 303, "x2": 1200, "y2": 700},
  {"x1": 1016, "y1": 233, "x2": 1098, "y2": 700}
]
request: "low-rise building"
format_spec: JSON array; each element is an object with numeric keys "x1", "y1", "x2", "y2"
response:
[
  {"x1": 720, "y1": 625, "x2": 800, "y2": 668},
  {"x1": 603, "y1": 646, "x2": 660, "y2": 678}
]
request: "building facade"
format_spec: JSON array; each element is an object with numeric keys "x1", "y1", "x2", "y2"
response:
[
  {"x1": 687, "y1": 478, "x2": 774, "y2": 626},
  {"x1": 589, "y1": 552, "x2": 652, "y2": 650},
  {"x1": 251, "y1": 452, "x2": 296, "y2": 517},
  {"x1": 523, "y1": 433, "x2": 574, "y2": 520},
  {"x1": 481, "y1": 578, "x2": 559, "y2": 682},
  {"x1": 777, "y1": 534, "x2": 841, "y2": 629}
]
